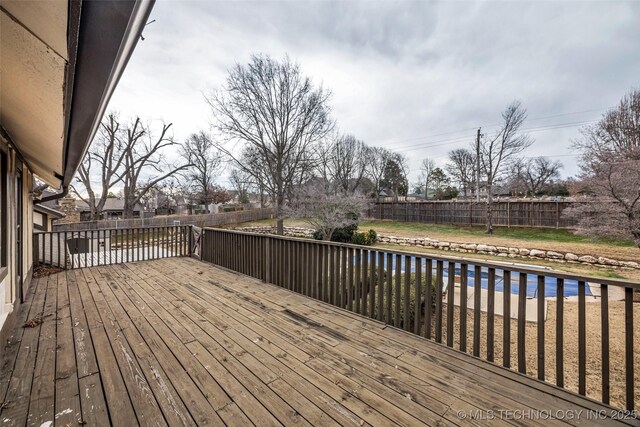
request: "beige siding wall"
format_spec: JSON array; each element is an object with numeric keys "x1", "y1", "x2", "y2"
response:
[{"x1": 0, "y1": 139, "x2": 34, "y2": 333}]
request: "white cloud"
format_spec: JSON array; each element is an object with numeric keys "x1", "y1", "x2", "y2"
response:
[{"x1": 107, "y1": 0, "x2": 640, "y2": 185}]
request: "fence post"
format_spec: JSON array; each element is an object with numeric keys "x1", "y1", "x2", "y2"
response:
[
  {"x1": 507, "y1": 201, "x2": 511, "y2": 228},
  {"x1": 188, "y1": 225, "x2": 193, "y2": 257},
  {"x1": 556, "y1": 201, "x2": 560, "y2": 228}
]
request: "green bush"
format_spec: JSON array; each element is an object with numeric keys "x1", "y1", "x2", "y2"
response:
[
  {"x1": 350, "y1": 229, "x2": 378, "y2": 246},
  {"x1": 313, "y1": 223, "x2": 359, "y2": 242}
]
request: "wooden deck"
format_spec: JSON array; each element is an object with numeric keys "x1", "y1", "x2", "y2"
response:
[{"x1": 0, "y1": 258, "x2": 634, "y2": 426}]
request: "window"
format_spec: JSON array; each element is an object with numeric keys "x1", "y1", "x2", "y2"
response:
[{"x1": 1, "y1": 149, "x2": 7, "y2": 268}]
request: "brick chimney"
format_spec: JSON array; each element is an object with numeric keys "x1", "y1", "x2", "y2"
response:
[{"x1": 55, "y1": 196, "x2": 80, "y2": 224}]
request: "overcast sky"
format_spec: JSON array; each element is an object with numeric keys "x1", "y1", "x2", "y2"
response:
[{"x1": 108, "y1": 0, "x2": 640, "y2": 186}]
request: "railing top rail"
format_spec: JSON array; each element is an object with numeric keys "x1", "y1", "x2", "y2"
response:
[
  {"x1": 202, "y1": 226, "x2": 640, "y2": 290},
  {"x1": 35, "y1": 225, "x2": 189, "y2": 234},
  {"x1": 373, "y1": 200, "x2": 575, "y2": 204}
]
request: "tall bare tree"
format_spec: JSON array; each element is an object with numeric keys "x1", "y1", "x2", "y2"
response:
[
  {"x1": 419, "y1": 158, "x2": 435, "y2": 200},
  {"x1": 445, "y1": 149, "x2": 475, "y2": 197},
  {"x1": 72, "y1": 113, "x2": 126, "y2": 220},
  {"x1": 319, "y1": 134, "x2": 369, "y2": 194},
  {"x1": 365, "y1": 147, "x2": 393, "y2": 202},
  {"x1": 382, "y1": 153, "x2": 409, "y2": 202},
  {"x1": 120, "y1": 117, "x2": 192, "y2": 218},
  {"x1": 206, "y1": 54, "x2": 333, "y2": 235},
  {"x1": 180, "y1": 131, "x2": 223, "y2": 209},
  {"x1": 478, "y1": 101, "x2": 533, "y2": 233},
  {"x1": 513, "y1": 156, "x2": 562, "y2": 196}
]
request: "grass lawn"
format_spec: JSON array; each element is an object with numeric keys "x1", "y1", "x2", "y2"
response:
[{"x1": 229, "y1": 218, "x2": 640, "y2": 282}]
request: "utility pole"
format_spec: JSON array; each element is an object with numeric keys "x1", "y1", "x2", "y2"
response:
[{"x1": 475, "y1": 128, "x2": 481, "y2": 202}]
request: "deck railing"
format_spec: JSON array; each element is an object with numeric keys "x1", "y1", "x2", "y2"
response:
[
  {"x1": 200, "y1": 227, "x2": 639, "y2": 411},
  {"x1": 33, "y1": 225, "x2": 191, "y2": 269}
]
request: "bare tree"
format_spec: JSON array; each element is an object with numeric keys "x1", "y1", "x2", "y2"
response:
[
  {"x1": 513, "y1": 157, "x2": 562, "y2": 196},
  {"x1": 366, "y1": 147, "x2": 393, "y2": 202},
  {"x1": 382, "y1": 153, "x2": 409, "y2": 202},
  {"x1": 445, "y1": 149, "x2": 475, "y2": 197},
  {"x1": 229, "y1": 168, "x2": 253, "y2": 204},
  {"x1": 566, "y1": 88, "x2": 640, "y2": 246},
  {"x1": 286, "y1": 182, "x2": 366, "y2": 241},
  {"x1": 120, "y1": 117, "x2": 192, "y2": 218},
  {"x1": 478, "y1": 101, "x2": 533, "y2": 233},
  {"x1": 207, "y1": 54, "x2": 333, "y2": 235},
  {"x1": 319, "y1": 134, "x2": 369, "y2": 194},
  {"x1": 180, "y1": 131, "x2": 223, "y2": 209},
  {"x1": 565, "y1": 159, "x2": 640, "y2": 246},
  {"x1": 419, "y1": 159, "x2": 435, "y2": 200},
  {"x1": 72, "y1": 113, "x2": 126, "y2": 220}
]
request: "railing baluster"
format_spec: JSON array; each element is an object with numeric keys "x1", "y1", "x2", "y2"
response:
[
  {"x1": 473, "y1": 265, "x2": 481, "y2": 356},
  {"x1": 385, "y1": 253, "x2": 392, "y2": 323},
  {"x1": 369, "y1": 251, "x2": 376, "y2": 319},
  {"x1": 487, "y1": 267, "x2": 496, "y2": 362},
  {"x1": 601, "y1": 283, "x2": 609, "y2": 404},
  {"x1": 556, "y1": 278, "x2": 564, "y2": 387},
  {"x1": 404, "y1": 255, "x2": 412, "y2": 332},
  {"x1": 578, "y1": 280, "x2": 586, "y2": 394},
  {"x1": 347, "y1": 247, "x2": 354, "y2": 311},
  {"x1": 355, "y1": 248, "x2": 361, "y2": 314},
  {"x1": 414, "y1": 257, "x2": 422, "y2": 336},
  {"x1": 377, "y1": 251, "x2": 383, "y2": 321},
  {"x1": 435, "y1": 260, "x2": 443, "y2": 343},
  {"x1": 538, "y1": 274, "x2": 545, "y2": 381},
  {"x1": 446, "y1": 261, "x2": 455, "y2": 346},
  {"x1": 460, "y1": 263, "x2": 468, "y2": 353},
  {"x1": 394, "y1": 254, "x2": 402, "y2": 328},
  {"x1": 503, "y1": 270, "x2": 511, "y2": 368},
  {"x1": 362, "y1": 249, "x2": 368, "y2": 316},
  {"x1": 625, "y1": 286, "x2": 634, "y2": 411},
  {"x1": 517, "y1": 272, "x2": 527, "y2": 374},
  {"x1": 425, "y1": 259, "x2": 433, "y2": 339}
]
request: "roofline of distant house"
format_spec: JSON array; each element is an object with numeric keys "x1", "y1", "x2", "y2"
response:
[{"x1": 34, "y1": 203, "x2": 65, "y2": 219}]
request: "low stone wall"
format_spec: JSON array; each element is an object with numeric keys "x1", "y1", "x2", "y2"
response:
[{"x1": 235, "y1": 226, "x2": 640, "y2": 270}]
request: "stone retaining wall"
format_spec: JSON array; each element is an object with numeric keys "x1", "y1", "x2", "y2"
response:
[{"x1": 235, "y1": 226, "x2": 640, "y2": 270}]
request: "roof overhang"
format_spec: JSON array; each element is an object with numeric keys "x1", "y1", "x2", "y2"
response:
[
  {"x1": 0, "y1": 0, "x2": 155, "y2": 188},
  {"x1": 34, "y1": 203, "x2": 65, "y2": 219}
]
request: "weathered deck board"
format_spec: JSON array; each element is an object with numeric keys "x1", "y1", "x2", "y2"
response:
[{"x1": 0, "y1": 257, "x2": 635, "y2": 426}]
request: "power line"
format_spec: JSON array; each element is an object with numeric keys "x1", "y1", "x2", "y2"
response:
[
  {"x1": 375, "y1": 106, "x2": 610, "y2": 150},
  {"x1": 395, "y1": 118, "x2": 598, "y2": 154}
]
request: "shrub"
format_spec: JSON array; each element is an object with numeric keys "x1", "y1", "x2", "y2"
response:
[
  {"x1": 313, "y1": 222, "x2": 358, "y2": 243},
  {"x1": 350, "y1": 229, "x2": 378, "y2": 246}
]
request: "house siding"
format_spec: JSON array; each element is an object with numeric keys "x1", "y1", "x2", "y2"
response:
[{"x1": 0, "y1": 138, "x2": 34, "y2": 343}]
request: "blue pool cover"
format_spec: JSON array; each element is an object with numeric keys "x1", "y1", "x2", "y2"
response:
[{"x1": 356, "y1": 253, "x2": 592, "y2": 298}]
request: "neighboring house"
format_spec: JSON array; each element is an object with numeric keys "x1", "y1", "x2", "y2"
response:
[
  {"x1": 0, "y1": 1, "x2": 152, "y2": 340},
  {"x1": 33, "y1": 203, "x2": 64, "y2": 232},
  {"x1": 76, "y1": 198, "x2": 143, "y2": 221}
]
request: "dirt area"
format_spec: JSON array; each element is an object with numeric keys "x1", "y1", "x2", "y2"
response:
[{"x1": 439, "y1": 300, "x2": 640, "y2": 410}]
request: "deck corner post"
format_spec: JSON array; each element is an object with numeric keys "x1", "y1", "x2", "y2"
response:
[{"x1": 188, "y1": 225, "x2": 193, "y2": 257}]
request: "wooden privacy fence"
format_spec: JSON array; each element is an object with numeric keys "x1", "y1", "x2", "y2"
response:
[
  {"x1": 369, "y1": 201, "x2": 576, "y2": 228},
  {"x1": 52, "y1": 208, "x2": 273, "y2": 232},
  {"x1": 33, "y1": 225, "x2": 192, "y2": 269},
  {"x1": 200, "y1": 227, "x2": 639, "y2": 410}
]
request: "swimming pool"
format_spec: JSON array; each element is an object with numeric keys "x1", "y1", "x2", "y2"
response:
[{"x1": 357, "y1": 253, "x2": 591, "y2": 298}]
